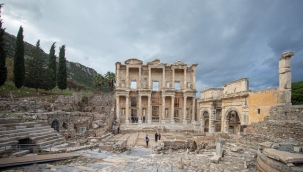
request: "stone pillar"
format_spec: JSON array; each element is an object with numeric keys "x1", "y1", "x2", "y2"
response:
[
  {"x1": 116, "y1": 63, "x2": 120, "y2": 88},
  {"x1": 193, "y1": 68, "x2": 196, "y2": 89},
  {"x1": 209, "y1": 108, "x2": 215, "y2": 134},
  {"x1": 172, "y1": 67, "x2": 175, "y2": 88},
  {"x1": 162, "y1": 96, "x2": 165, "y2": 121},
  {"x1": 183, "y1": 96, "x2": 187, "y2": 124},
  {"x1": 171, "y1": 96, "x2": 175, "y2": 124},
  {"x1": 162, "y1": 67, "x2": 165, "y2": 89},
  {"x1": 116, "y1": 95, "x2": 120, "y2": 120},
  {"x1": 139, "y1": 67, "x2": 141, "y2": 89},
  {"x1": 278, "y1": 51, "x2": 294, "y2": 106},
  {"x1": 148, "y1": 95, "x2": 152, "y2": 124},
  {"x1": 138, "y1": 95, "x2": 142, "y2": 123},
  {"x1": 126, "y1": 66, "x2": 129, "y2": 89},
  {"x1": 191, "y1": 97, "x2": 195, "y2": 123},
  {"x1": 148, "y1": 67, "x2": 152, "y2": 89},
  {"x1": 200, "y1": 114, "x2": 205, "y2": 133},
  {"x1": 125, "y1": 95, "x2": 129, "y2": 124},
  {"x1": 184, "y1": 67, "x2": 187, "y2": 89}
]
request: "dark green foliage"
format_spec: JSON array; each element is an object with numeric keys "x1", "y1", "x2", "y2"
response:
[
  {"x1": 24, "y1": 40, "x2": 51, "y2": 91},
  {"x1": 104, "y1": 71, "x2": 115, "y2": 91},
  {"x1": 47, "y1": 42, "x2": 56, "y2": 89},
  {"x1": 57, "y1": 45, "x2": 67, "y2": 90},
  {"x1": 292, "y1": 81, "x2": 303, "y2": 105},
  {"x1": 0, "y1": 4, "x2": 7, "y2": 86},
  {"x1": 13, "y1": 26, "x2": 25, "y2": 89},
  {"x1": 93, "y1": 73, "x2": 104, "y2": 91}
]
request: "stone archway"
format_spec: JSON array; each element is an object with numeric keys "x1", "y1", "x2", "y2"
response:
[
  {"x1": 224, "y1": 108, "x2": 241, "y2": 134},
  {"x1": 200, "y1": 109, "x2": 210, "y2": 133},
  {"x1": 51, "y1": 119, "x2": 60, "y2": 132}
]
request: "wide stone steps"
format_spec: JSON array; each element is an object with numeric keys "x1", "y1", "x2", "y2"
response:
[
  {"x1": 0, "y1": 140, "x2": 19, "y2": 147},
  {"x1": 29, "y1": 133, "x2": 58, "y2": 141},
  {"x1": 36, "y1": 135, "x2": 62, "y2": 144},
  {"x1": 0, "y1": 128, "x2": 55, "y2": 139},
  {"x1": 0, "y1": 118, "x2": 20, "y2": 124},
  {"x1": 9, "y1": 150, "x2": 30, "y2": 157},
  {"x1": 37, "y1": 138, "x2": 65, "y2": 147},
  {"x1": 39, "y1": 140, "x2": 66, "y2": 149},
  {"x1": 0, "y1": 122, "x2": 39, "y2": 128},
  {"x1": 0, "y1": 126, "x2": 53, "y2": 135}
]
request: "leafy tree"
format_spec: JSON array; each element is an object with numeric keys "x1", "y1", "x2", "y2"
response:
[
  {"x1": 104, "y1": 71, "x2": 115, "y2": 91},
  {"x1": 292, "y1": 81, "x2": 303, "y2": 105},
  {"x1": 24, "y1": 40, "x2": 50, "y2": 91},
  {"x1": 57, "y1": 45, "x2": 67, "y2": 90},
  {"x1": 0, "y1": 4, "x2": 7, "y2": 86},
  {"x1": 47, "y1": 42, "x2": 56, "y2": 90},
  {"x1": 13, "y1": 26, "x2": 25, "y2": 89},
  {"x1": 93, "y1": 74, "x2": 105, "y2": 91}
]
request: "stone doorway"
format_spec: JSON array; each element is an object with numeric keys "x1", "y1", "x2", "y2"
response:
[
  {"x1": 226, "y1": 110, "x2": 241, "y2": 134},
  {"x1": 152, "y1": 106, "x2": 159, "y2": 122},
  {"x1": 51, "y1": 119, "x2": 59, "y2": 132},
  {"x1": 131, "y1": 109, "x2": 138, "y2": 123}
]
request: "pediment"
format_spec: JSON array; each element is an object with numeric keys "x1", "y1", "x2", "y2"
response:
[
  {"x1": 172, "y1": 60, "x2": 187, "y2": 66},
  {"x1": 124, "y1": 58, "x2": 143, "y2": 65},
  {"x1": 147, "y1": 59, "x2": 167, "y2": 66}
]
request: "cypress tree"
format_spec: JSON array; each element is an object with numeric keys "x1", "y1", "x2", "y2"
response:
[
  {"x1": 47, "y1": 42, "x2": 56, "y2": 89},
  {"x1": 0, "y1": 4, "x2": 7, "y2": 86},
  {"x1": 57, "y1": 45, "x2": 67, "y2": 90},
  {"x1": 13, "y1": 26, "x2": 25, "y2": 89},
  {"x1": 24, "y1": 40, "x2": 46, "y2": 92}
]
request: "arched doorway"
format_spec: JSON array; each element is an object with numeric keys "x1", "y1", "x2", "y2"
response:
[
  {"x1": 202, "y1": 110, "x2": 209, "y2": 132},
  {"x1": 51, "y1": 119, "x2": 60, "y2": 132},
  {"x1": 225, "y1": 109, "x2": 241, "y2": 134}
]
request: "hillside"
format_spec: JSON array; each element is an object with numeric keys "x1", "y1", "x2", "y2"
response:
[{"x1": 3, "y1": 32, "x2": 97, "y2": 89}]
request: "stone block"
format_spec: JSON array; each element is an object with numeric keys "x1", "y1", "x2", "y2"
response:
[
  {"x1": 216, "y1": 142, "x2": 222, "y2": 157},
  {"x1": 210, "y1": 155, "x2": 221, "y2": 163},
  {"x1": 231, "y1": 146, "x2": 243, "y2": 152},
  {"x1": 294, "y1": 146, "x2": 302, "y2": 152}
]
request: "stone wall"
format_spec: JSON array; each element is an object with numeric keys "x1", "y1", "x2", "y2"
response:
[
  {"x1": 247, "y1": 88, "x2": 279, "y2": 124},
  {"x1": 269, "y1": 105, "x2": 303, "y2": 122}
]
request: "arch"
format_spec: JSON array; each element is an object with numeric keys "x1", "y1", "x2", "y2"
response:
[
  {"x1": 51, "y1": 119, "x2": 60, "y2": 132},
  {"x1": 200, "y1": 108, "x2": 210, "y2": 118},
  {"x1": 224, "y1": 107, "x2": 241, "y2": 134},
  {"x1": 224, "y1": 107, "x2": 241, "y2": 122}
]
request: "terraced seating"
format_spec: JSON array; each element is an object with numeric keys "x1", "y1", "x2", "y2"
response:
[{"x1": 0, "y1": 118, "x2": 66, "y2": 157}]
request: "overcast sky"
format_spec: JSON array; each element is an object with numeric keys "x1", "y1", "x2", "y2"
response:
[{"x1": 1, "y1": 0, "x2": 302, "y2": 93}]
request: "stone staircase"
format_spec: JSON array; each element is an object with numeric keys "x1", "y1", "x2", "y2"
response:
[{"x1": 0, "y1": 118, "x2": 66, "y2": 157}]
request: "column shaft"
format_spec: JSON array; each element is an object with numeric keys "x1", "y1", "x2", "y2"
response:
[
  {"x1": 172, "y1": 68, "x2": 175, "y2": 88},
  {"x1": 184, "y1": 68, "x2": 187, "y2": 89},
  {"x1": 183, "y1": 96, "x2": 187, "y2": 124},
  {"x1": 162, "y1": 96, "x2": 165, "y2": 120},
  {"x1": 125, "y1": 95, "x2": 129, "y2": 123},
  {"x1": 171, "y1": 96, "x2": 175, "y2": 123},
  {"x1": 148, "y1": 95, "x2": 152, "y2": 123},
  {"x1": 138, "y1": 95, "x2": 142, "y2": 123},
  {"x1": 162, "y1": 67, "x2": 165, "y2": 88},
  {"x1": 191, "y1": 97, "x2": 195, "y2": 122},
  {"x1": 116, "y1": 96, "x2": 120, "y2": 120},
  {"x1": 148, "y1": 67, "x2": 151, "y2": 89},
  {"x1": 126, "y1": 66, "x2": 129, "y2": 88}
]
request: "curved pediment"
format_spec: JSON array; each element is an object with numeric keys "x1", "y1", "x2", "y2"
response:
[
  {"x1": 124, "y1": 58, "x2": 143, "y2": 65},
  {"x1": 171, "y1": 60, "x2": 187, "y2": 66},
  {"x1": 147, "y1": 59, "x2": 167, "y2": 66}
]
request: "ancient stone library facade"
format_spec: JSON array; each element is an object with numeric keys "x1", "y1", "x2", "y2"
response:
[{"x1": 115, "y1": 52, "x2": 295, "y2": 134}]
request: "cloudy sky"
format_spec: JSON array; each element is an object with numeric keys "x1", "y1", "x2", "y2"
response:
[{"x1": 1, "y1": 0, "x2": 302, "y2": 93}]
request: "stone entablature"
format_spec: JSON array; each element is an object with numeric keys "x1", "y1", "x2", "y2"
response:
[
  {"x1": 200, "y1": 88, "x2": 223, "y2": 102},
  {"x1": 223, "y1": 78, "x2": 249, "y2": 95},
  {"x1": 115, "y1": 58, "x2": 198, "y2": 124}
]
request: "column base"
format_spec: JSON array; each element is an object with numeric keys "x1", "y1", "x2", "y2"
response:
[
  {"x1": 138, "y1": 120, "x2": 142, "y2": 124},
  {"x1": 191, "y1": 120, "x2": 196, "y2": 124},
  {"x1": 183, "y1": 120, "x2": 187, "y2": 124},
  {"x1": 126, "y1": 119, "x2": 129, "y2": 124},
  {"x1": 148, "y1": 120, "x2": 151, "y2": 124},
  {"x1": 170, "y1": 119, "x2": 175, "y2": 124}
]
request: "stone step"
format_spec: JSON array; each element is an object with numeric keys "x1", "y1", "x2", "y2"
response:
[
  {"x1": 0, "y1": 140, "x2": 19, "y2": 147},
  {"x1": 28, "y1": 130, "x2": 55, "y2": 137},
  {"x1": 30, "y1": 133, "x2": 58, "y2": 141},
  {"x1": 0, "y1": 127, "x2": 7, "y2": 131},
  {"x1": 0, "y1": 146, "x2": 13, "y2": 155},
  {"x1": 53, "y1": 143, "x2": 68, "y2": 148},
  {"x1": 37, "y1": 138, "x2": 65, "y2": 147},
  {"x1": 10, "y1": 150, "x2": 30, "y2": 157},
  {"x1": 0, "y1": 126, "x2": 52, "y2": 135},
  {"x1": 0, "y1": 118, "x2": 20, "y2": 124},
  {"x1": 40, "y1": 140, "x2": 66, "y2": 149},
  {"x1": 0, "y1": 122, "x2": 39, "y2": 127},
  {"x1": 36, "y1": 136, "x2": 62, "y2": 143},
  {"x1": 2, "y1": 128, "x2": 55, "y2": 138}
]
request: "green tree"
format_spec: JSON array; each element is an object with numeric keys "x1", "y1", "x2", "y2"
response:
[
  {"x1": 292, "y1": 81, "x2": 303, "y2": 105},
  {"x1": 13, "y1": 26, "x2": 25, "y2": 89},
  {"x1": 24, "y1": 40, "x2": 49, "y2": 92},
  {"x1": 0, "y1": 4, "x2": 7, "y2": 86},
  {"x1": 93, "y1": 74, "x2": 105, "y2": 91},
  {"x1": 57, "y1": 45, "x2": 67, "y2": 90},
  {"x1": 47, "y1": 42, "x2": 56, "y2": 90},
  {"x1": 104, "y1": 71, "x2": 115, "y2": 91}
]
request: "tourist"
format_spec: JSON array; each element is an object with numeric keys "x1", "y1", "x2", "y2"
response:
[
  {"x1": 117, "y1": 126, "x2": 120, "y2": 133},
  {"x1": 158, "y1": 132, "x2": 161, "y2": 140},
  {"x1": 155, "y1": 132, "x2": 158, "y2": 142},
  {"x1": 145, "y1": 134, "x2": 149, "y2": 147},
  {"x1": 143, "y1": 115, "x2": 145, "y2": 123}
]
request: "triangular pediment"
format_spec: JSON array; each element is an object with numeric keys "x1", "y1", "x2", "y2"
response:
[{"x1": 124, "y1": 58, "x2": 143, "y2": 65}]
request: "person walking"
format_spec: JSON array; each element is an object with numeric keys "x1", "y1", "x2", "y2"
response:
[
  {"x1": 145, "y1": 135, "x2": 149, "y2": 147},
  {"x1": 158, "y1": 132, "x2": 161, "y2": 140},
  {"x1": 155, "y1": 132, "x2": 158, "y2": 142}
]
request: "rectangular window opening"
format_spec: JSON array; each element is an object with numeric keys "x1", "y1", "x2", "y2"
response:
[
  {"x1": 258, "y1": 109, "x2": 260, "y2": 114},
  {"x1": 175, "y1": 81, "x2": 180, "y2": 90},
  {"x1": 131, "y1": 97, "x2": 137, "y2": 107},
  {"x1": 153, "y1": 81, "x2": 159, "y2": 91},
  {"x1": 131, "y1": 81, "x2": 137, "y2": 89}
]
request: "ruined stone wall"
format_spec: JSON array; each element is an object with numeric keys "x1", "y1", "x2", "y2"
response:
[
  {"x1": 269, "y1": 105, "x2": 303, "y2": 122},
  {"x1": 244, "y1": 120, "x2": 303, "y2": 141},
  {"x1": 247, "y1": 88, "x2": 279, "y2": 124},
  {"x1": 223, "y1": 78, "x2": 248, "y2": 95}
]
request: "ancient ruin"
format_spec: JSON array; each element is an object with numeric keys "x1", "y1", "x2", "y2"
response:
[{"x1": 0, "y1": 52, "x2": 302, "y2": 171}]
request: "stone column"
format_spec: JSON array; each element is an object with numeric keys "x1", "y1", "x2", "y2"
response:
[
  {"x1": 116, "y1": 95, "x2": 120, "y2": 120},
  {"x1": 200, "y1": 114, "x2": 205, "y2": 133},
  {"x1": 224, "y1": 120, "x2": 229, "y2": 133},
  {"x1": 278, "y1": 51, "x2": 294, "y2": 106},
  {"x1": 125, "y1": 95, "x2": 129, "y2": 124},
  {"x1": 138, "y1": 67, "x2": 141, "y2": 89},
  {"x1": 138, "y1": 95, "x2": 142, "y2": 123},
  {"x1": 148, "y1": 67, "x2": 152, "y2": 89},
  {"x1": 193, "y1": 68, "x2": 196, "y2": 89},
  {"x1": 184, "y1": 67, "x2": 187, "y2": 89},
  {"x1": 171, "y1": 96, "x2": 175, "y2": 124},
  {"x1": 209, "y1": 108, "x2": 215, "y2": 134},
  {"x1": 162, "y1": 66, "x2": 166, "y2": 88},
  {"x1": 183, "y1": 96, "x2": 187, "y2": 124},
  {"x1": 126, "y1": 66, "x2": 129, "y2": 89},
  {"x1": 116, "y1": 63, "x2": 120, "y2": 88},
  {"x1": 172, "y1": 67, "x2": 175, "y2": 88},
  {"x1": 191, "y1": 97, "x2": 195, "y2": 123},
  {"x1": 162, "y1": 96, "x2": 165, "y2": 121},
  {"x1": 148, "y1": 95, "x2": 152, "y2": 124}
]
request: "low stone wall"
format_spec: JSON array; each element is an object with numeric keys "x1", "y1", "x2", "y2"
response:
[{"x1": 269, "y1": 105, "x2": 303, "y2": 122}]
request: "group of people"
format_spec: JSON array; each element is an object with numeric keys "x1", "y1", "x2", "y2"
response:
[
  {"x1": 130, "y1": 116, "x2": 146, "y2": 123},
  {"x1": 145, "y1": 132, "x2": 161, "y2": 147}
]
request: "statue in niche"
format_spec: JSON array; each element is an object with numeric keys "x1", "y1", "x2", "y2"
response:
[
  {"x1": 122, "y1": 108, "x2": 125, "y2": 117},
  {"x1": 165, "y1": 109, "x2": 168, "y2": 117},
  {"x1": 143, "y1": 81, "x2": 147, "y2": 88},
  {"x1": 187, "y1": 83, "x2": 191, "y2": 88},
  {"x1": 121, "y1": 80, "x2": 125, "y2": 87}
]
